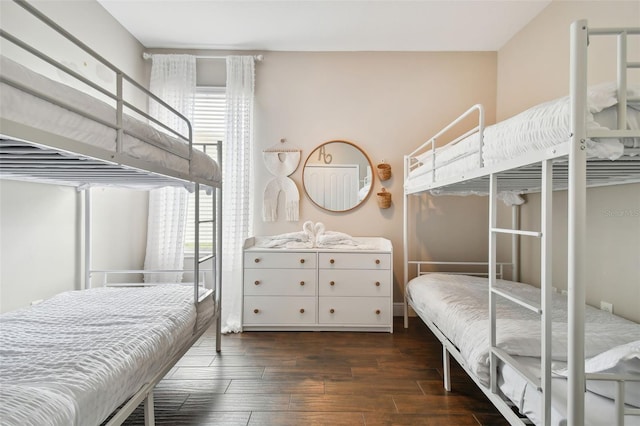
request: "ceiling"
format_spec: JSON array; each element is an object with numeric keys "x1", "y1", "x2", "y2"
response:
[{"x1": 97, "y1": 0, "x2": 551, "y2": 52}]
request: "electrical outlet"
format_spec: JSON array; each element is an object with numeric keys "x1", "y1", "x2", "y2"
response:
[{"x1": 600, "y1": 301, "x2": 613, "y2": 314}]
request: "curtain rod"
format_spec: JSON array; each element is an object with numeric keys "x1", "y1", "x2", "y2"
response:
[{"x1": 142, "y1": 52, "x2": 263, "y2": 61}]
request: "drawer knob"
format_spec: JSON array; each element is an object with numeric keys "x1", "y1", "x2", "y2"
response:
[
  {"x1": 375, "y1": 281, "x2": 381, "y2": 287},
  {"x1": 329, "y1": 259, "x2": 335, "y2": 264},
  {"x1": 254, "y1": 309, "x2": 260, "y2": 314},
  {"x1": 254, "y1": 280, "x2": 261, "y2": 285},
  {"x1": 329, "y1": 308, "x2": 335, "y2": 314},
  {"x1": 300, "y1": 258, "x2": 305, "y2": 264},
  {"x1": 375, "y1": 309, "x2": 381, "y2": 315},
  {"x1": 330, "y1": 281, "x2": 335, "y2": 286},
  {"x1": 254, "y1": 258, "x2": 260, "y2": 263},
  {"x1": 375, "y1": 259, "x2": 381, "y2": 265},
  {"x1": 300, "y1": 308, "x2": 305, "y2": 314},
  {"x1": 300, "y1": 281, "x2": 305, "y2": 286}
]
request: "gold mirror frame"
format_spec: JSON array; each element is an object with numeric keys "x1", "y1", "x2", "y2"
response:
[{"x1": 302, "y1": 140, "x2": 374, "y2": 212}]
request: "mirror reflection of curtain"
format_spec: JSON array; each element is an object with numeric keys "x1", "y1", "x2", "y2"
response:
[
  {"x1": 222, "y1": 56, "x2": 255, "y2": 333},
  {"x1": 144, "y1": 54, "x2": 195, "y2": 283}
]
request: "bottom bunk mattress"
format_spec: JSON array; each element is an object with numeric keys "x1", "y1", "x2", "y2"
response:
[
  {"x1": 0, "y1": 284, "x2": 214, "y2": 426},
  {"x1": 500, "y1": 355, "x2": 640, "y2": 426},
  {"x1": 406, "y1": 273, "x2": 640, "y2": 425}
]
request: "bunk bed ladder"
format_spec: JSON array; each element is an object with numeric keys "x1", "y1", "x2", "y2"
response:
[
  {"x1": 194, "y1": 142, "x2": 223, "y2": 353},
  {"x1": 488, "y1": 161, "x2": 553, "y2": 426},
  {"x1": 215, "y1": 141, "x2": 222, "y2": 353}
]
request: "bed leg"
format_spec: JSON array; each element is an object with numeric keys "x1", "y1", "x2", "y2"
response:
[
  {"x1": 144, "y1": 391, "x2": 155, "y2": 426},
  {"x1": 442, "y1": 346, "x2": 451, "y2": 392},
  {"x1": 216, "y1": 315, "x2": 222, "y2": 353}
]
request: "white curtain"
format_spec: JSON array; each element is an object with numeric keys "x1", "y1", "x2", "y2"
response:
[
  {"x1": 222, "y1": 56, "x2": 255, "y2": 333},
  {"x1": 144, "y1": 54, "x2": 196, "y2": 283}
]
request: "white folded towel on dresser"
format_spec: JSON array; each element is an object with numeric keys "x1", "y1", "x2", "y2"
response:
[
  {"x1": 254, "y1": 221, "x2": 315, "y2": 248},
  {"x1": 254, "y1": 221, "x2": 377, "y2": 250},
  {"x1": 314, "y1": 222, "x2": 360, "y2": 248}
]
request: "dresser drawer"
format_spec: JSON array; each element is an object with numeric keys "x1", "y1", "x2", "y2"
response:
[
  {"x1": 244, "y1": 296, "x2": 316, "y2": 325},
  {"x1": 318, "y1": 252, "x2": 390, "y2": 270},
  {"x1": 318, "y1": 270, "x2": 390, "y2": 297},
  {"x1": 318, "y1": 297, "x2": 391, "y2": 325},
  {"x1": 244, "y1": 269, "x2": 316, "y2": 296},
  {"x1": 245, "y1": 251, "x2": 316, "y2": 269}
]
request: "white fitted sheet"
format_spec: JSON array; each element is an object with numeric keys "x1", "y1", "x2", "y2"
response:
[
  {"x1": 407, "y1": 273, "x2": 640, "y2": 425},
  {"x1": 499, "y1": 357, "x2": 640, "y2": 426},
  {"x1": 406, "y1": 274, "x2": 640, "y2": 385},
  {"x1": 0, "y1": 56, "x2": 221, "y2": 185},
  {"x1": 0, "y1": 285, "x2": 213, "y2": 426},
  {"x1": 405, "y1": 87, "x2": 640, "y2": 193}
]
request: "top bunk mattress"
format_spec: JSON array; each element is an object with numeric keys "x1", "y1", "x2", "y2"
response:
[
  {"x1": 0, "y1": 55, "x2": 221, "y2": 187},
  {"x1": 0, "y1": 284, "x2": 213, "y2": 426},
  {"x1": 405, "y1": 84, "x2": 640, "y2": 193}
]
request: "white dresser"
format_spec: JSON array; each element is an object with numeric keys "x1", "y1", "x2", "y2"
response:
[{"x1": 242, "y1": 237, "x2": 393, "y2": 332}]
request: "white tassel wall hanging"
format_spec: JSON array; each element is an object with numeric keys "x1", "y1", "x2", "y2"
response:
[{"x1": 262, "y1": 138, "x2": 301, "y2": 222}]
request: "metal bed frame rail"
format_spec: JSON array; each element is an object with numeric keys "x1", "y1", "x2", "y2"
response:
[
  {"x1": 564, "y1": 20, "x2": 639, "y2": 426},
  {"x1": 408, "y1": 260, "x2": 511, "y2": 279},
  {"x1": 404, "y1": 104, "x2": 485, "y2": 194}
]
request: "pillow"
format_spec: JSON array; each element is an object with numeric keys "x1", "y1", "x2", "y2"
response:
[
  {"x1": 562, "y1": 341, "x2": 640, "y2": 408},
  {"x1": 587, "y1": 82, "x2": 640, "y2": 113}
]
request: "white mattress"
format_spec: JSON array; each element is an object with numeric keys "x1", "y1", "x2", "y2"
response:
[
  {"x1": 407, "y1": 273, "x2": 640, "y2": 424},
  {"x1": 0, "y1": 285, "x2": 214, "y2": 426},
  {"x1": 0, "y1": 56, "x2": 221, "y2": 185},
  {"x1": 500, "y1": 356, "x2": 640, "y2": 426},
  {"x1": 405, "y1": 85, "x2": 640, "y2": 193}
]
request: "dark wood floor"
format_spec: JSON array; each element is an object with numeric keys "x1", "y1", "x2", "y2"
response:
[{"x1": 123, "y1": 317, "x2": 510, "y2": 425}]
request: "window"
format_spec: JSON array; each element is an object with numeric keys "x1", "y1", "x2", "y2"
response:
[{"x1": 184, "y1": 86, "x2": 226, "y2": 254}]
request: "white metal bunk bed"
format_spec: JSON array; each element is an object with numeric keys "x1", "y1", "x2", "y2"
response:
[
  {"x1": 402, "y1": 21, "x2": 640, "y2": 426},
  {"x1": 0, "y1": 0, "x2": 222, "y2": 425}
]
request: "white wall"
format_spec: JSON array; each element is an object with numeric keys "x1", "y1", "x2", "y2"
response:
[
  {"x1": 252, "y1": 51, "x2": 503, "y2": 301},
  {"x1": 497, "y1": 0, "x2": 640, "y2": 322},
  {"x1": 151, "y1": 49, "x2": 510, "y2": 304},
  {"x1": 0, "y1": 1, "x2": 150, "y2": 313},
  {"x1": 0, "y1": 181, "x2": 79, "y2": 312},
  {"x1": 0, "y1": 183, "x2": 148, "y2": 313},
  {"x1": 0, "y1": 0, "x2": 147, "y2": 108}
]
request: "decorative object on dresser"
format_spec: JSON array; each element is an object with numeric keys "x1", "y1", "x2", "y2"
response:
[{"x1": 243, "y1": 236, "x2": 393, "y2": 332}]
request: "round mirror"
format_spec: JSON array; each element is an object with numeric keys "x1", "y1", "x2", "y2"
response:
[{"x1": 302, "y1": 140, "x2": 374, "y2": 212}]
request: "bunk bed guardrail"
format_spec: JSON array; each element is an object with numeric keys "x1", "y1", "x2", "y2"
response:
[{"x1": 1, "y1": 0, "x2": 193, "y2": 163}]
